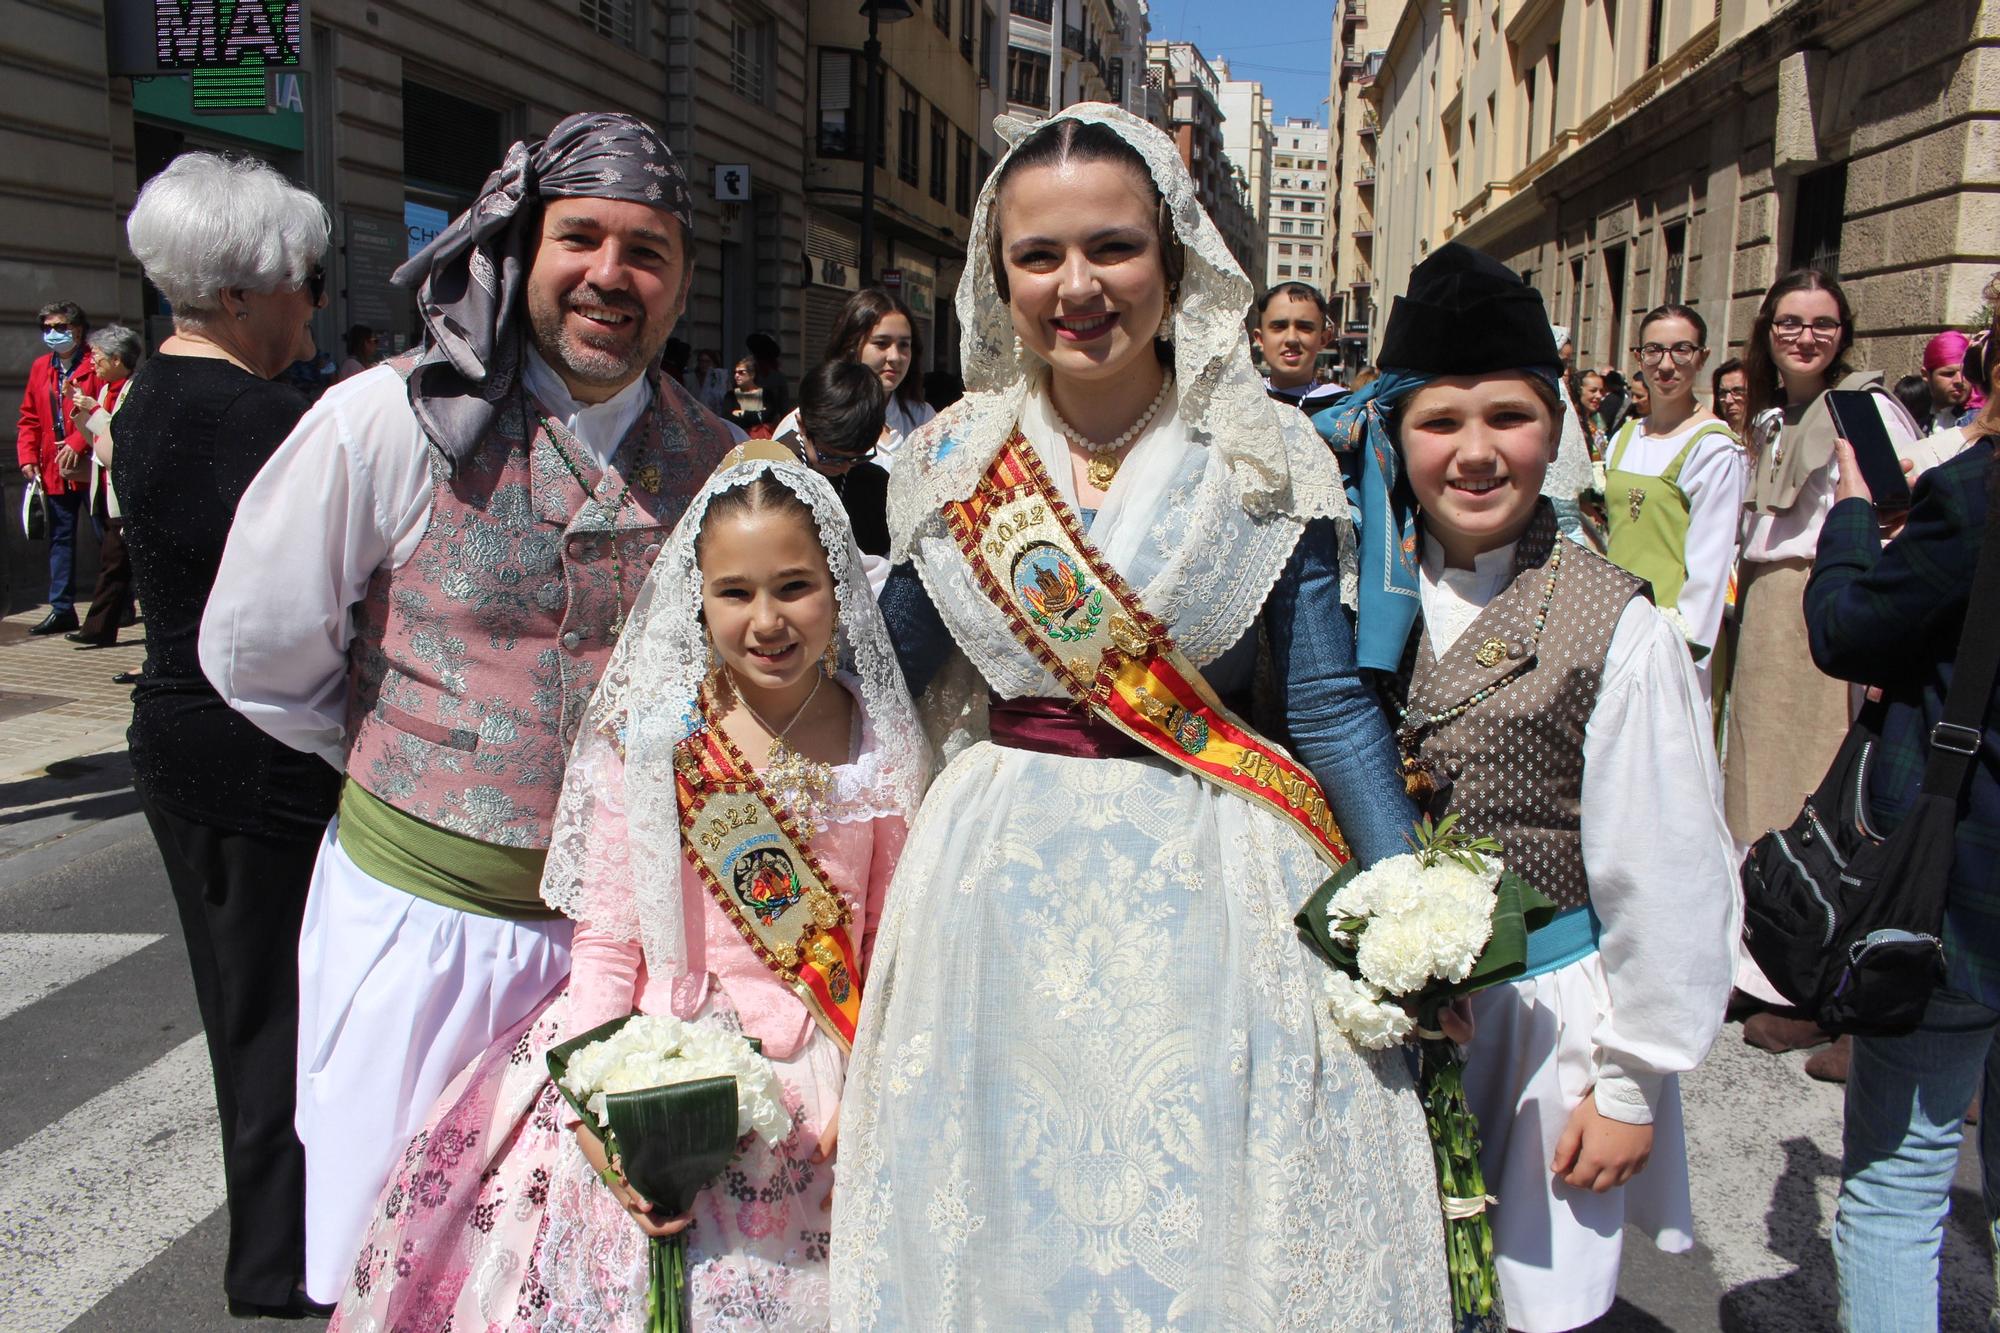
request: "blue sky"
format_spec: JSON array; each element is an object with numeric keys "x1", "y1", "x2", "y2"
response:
[{"x1": 1148, "y1": 0, "x2": 1338, "y2": 126}]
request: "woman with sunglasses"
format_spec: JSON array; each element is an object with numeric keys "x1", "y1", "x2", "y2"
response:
[
  {"x1": 1601, "y1": 305, "x2": 1748, "y2": 703},
  {"x1": 112, "y1": 151, "x2": 339, "y2": 1318},
  {"x1": 1727, "y1": 268, "x2": 1926, "y2": 841}
]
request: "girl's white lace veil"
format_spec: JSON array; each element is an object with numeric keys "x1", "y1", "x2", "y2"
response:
[{"x1": 540, "y1": 450, "x2": 929, "y2": 982}]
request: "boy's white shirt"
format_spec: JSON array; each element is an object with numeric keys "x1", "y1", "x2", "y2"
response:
[{"x1": 1420, "y1": 534, "x2": 1740, "y2": 1123}]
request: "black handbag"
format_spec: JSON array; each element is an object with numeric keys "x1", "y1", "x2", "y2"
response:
[{"x1": 1740, "y1": 497, "x2": 2000, "y2": 1036}]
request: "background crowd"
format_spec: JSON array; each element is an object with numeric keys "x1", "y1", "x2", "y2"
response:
[{"x1": 11, "y1": 105, "x2": 1999, "y2": 1331}]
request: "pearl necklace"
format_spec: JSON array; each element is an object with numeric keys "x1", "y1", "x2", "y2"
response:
[{"x1": 1049, "y1": 373, "x2": 1174, "y2": 492}]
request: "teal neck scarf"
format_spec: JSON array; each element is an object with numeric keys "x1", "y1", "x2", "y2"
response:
[{"x1": 1313, "y1": 370, "x2": 1433, "y2": 672}]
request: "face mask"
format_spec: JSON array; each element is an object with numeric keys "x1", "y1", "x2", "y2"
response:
[{"x1": 42, "y1": 329, "x2": 75, "y2": 353}]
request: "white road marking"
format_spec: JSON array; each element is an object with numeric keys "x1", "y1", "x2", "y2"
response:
[
  {"x1": 0, "y1": 1037, "x2": 222, "y2": 1332},
  {"x1": 0, "y1": 932, "x2": 163, "y2": 1023}
]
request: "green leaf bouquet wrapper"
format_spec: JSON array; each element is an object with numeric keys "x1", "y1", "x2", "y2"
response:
[
  {"x1": 1295, "y1": 856, "x2": 1557, "y2": 1328},
  {"x1": 547, "y1": 1015, "x2": 761, "y2": 1333}
]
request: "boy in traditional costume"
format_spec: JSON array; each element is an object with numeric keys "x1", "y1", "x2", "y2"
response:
[{"x1": 1320, "y1": 244, "x2": 1738, "y2": 1333}]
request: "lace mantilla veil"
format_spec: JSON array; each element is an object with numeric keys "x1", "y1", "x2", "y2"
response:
[
  {"x1": 884, "y1": 101, "x2": 1349, "y2": 561},
  {"x1": 540, "y1": 452, "x2": 929, "y2": 982}
]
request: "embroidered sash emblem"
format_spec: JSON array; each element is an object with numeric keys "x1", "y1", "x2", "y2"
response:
[{"x1": 943, "y1": 434, "x2": 1351, "y2": 871}]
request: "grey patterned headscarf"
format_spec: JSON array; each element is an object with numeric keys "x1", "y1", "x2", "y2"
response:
[{"x1": 391, "y1": 111, "x2": 695, "y2": 463}]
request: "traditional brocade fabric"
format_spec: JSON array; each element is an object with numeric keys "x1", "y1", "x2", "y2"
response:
[
  {"x1": 1404, "y1": 505, "x2": 1642, "y2": 910},
  {"x1": 342, "y1": 358, "x2": 732, "y2": 849}
]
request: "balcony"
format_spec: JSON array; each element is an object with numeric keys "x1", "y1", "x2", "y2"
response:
[
  {"x1": 1357, "y1": 114, "x2": 1378, "y2": 138},
  {"x1": 1355, "y1": 170, "x2": 1375, "y2": 189},
  {"x1": 1352, "y1": 227, "x2": 1374, "y2": 242},
  {"x1": 1062, "y1": 24, "x2": 1085, "y2": 54},
  {"x1": 1342, "y1": 47, "x2": 1364, "y2": 72},
  {"x1": 1010, "y1": 0, "x2": 1052, "y2": 20},
  {"x1": 1343, "y1": 0, "x2": 1366, "y2": 27}
]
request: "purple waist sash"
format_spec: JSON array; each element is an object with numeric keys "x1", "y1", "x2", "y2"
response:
[{"x1": 987, "y1": 695, "x2": 1148, "y2": 760}]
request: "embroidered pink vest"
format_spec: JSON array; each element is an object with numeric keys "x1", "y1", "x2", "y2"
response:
[{"x1": 343, "y1": 361, "x2": 735, "y2": 847}]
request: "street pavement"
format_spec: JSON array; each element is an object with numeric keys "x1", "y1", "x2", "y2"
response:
[{"x1": 0, "y1": 606, "x2": 1994, "y2": 1330}]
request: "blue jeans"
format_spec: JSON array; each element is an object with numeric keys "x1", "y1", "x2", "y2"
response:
[
  {"x1": 44, "y1": 488, "x2": 85, "y2": 614},
  {"x1": 1835, "y1": 986, "x2": 2000, "y2": 1331}
]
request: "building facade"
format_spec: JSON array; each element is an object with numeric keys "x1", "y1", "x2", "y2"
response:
[
  {"x1": 1146, "y1": 41, "x2": 1260, "y2": 278},
  {"x1": 1004, "y1": 0, "x2": 1150, "y2": 123},
  {"x1": 1267, "y1": 118, "x2": 1331, "y2": 300},
  {"x1": 1215, "y1": 61, "x2": 1274, "y2": 291},
  {"x1": 1327, "y1": 0, "x2": 1405, "y2": 368},
  {"x1": 4, "y1": 0, "x2": 821, "y2": 605},
  {"x1": 1368, "y1": 0, "x2": 1999, "y2": 378},
  {"x1": 804, "y1": 0, "x2": 1000, "y2": 379}
]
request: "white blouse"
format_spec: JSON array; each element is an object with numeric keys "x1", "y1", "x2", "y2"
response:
[{"x1": 1420, "y1": 536, "x2": 1740, "y2": 1123}]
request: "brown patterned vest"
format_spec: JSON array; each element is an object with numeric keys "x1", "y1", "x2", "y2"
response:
[
  {"x1": 343, "y1": 358, "x2": 735, "y2": 848},
  {"x1": 1402, "y1": 505, "x2": 1643, "y2": 909}
]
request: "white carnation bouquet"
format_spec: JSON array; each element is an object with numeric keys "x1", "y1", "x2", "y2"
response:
[
  {"x1": 548, "y1": 1013, "x2": 789, "y2": 1333},
  {"x1": 1295, "y1": 815, "x2": 1556, "y2": 1328},
  {"x1": 558, "y1": 1014, "x2": 788, "y2": 1142}
]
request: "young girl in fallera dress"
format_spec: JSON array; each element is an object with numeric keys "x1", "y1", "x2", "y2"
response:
[
  {"x1": 328, "y1": 450, "x2": 927, "y2": 1331},
  {"x1": 1321, "y1": 244, "x2": 1738, "y2": 1333}
]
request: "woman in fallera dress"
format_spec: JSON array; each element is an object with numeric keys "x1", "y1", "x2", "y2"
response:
[{"x1": 830, "y1": 103, "x2": 1451, "y2": 1329}]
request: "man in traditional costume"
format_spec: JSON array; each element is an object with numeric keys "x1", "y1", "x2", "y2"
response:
[{"x1": 200, "y1": 111, "x2": 736, "y2": 1304}]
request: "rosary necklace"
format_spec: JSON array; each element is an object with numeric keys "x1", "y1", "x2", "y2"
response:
[
  {"x1": 540, "y1": 411, "x2": 634, "y2": 642},
  {"x1": 1049, "y1": 373, "x2": 1174, "y2": 491}
]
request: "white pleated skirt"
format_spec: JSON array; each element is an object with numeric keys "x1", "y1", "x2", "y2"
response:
[
  {"x1": 1463, "y1": 954, "x2": 1695, "y2": 1333},
  {"x1": 294, "y1": 818, "x2": 572, "y2": 1303}
]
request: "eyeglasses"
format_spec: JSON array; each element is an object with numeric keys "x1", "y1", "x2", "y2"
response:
[
  {"x1": 305, "y1": 264, "x2": 326, "y2": 304},
  {"x1": 1771, "y1": 315, "x2": 1843, "y2": 341},
  {"x1": 1716, "y1": 386, "x2": 1748, "y2": 401},
  {"x1": 795, "y1": 432, "x2": 876, "y2": 469},
  {"x1": 1632, "y1": 341, "x2": 1702, "y2": 366}
]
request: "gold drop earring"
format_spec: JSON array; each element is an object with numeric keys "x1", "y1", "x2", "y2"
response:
[{"x1": 822, "y1": 619, "x2": 840, "y2": 677}]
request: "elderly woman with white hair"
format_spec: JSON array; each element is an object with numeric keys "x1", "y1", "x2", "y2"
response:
[
  {"x1": 114, "y1": 151, "x2": 342, "y2": 1319},
  {"x1": 61, "y1": 323, "x2": 144, "y2": 651}
]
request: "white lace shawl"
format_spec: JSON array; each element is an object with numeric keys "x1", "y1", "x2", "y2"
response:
[
  {"x1": 886, "y1": 101, "x2": 1348, "y2": 562},
  {"x1": 540, "y1": 456, "x2": 929, "y2": 982}
]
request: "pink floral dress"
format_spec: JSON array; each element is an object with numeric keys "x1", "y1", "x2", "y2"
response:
[{"x1": 329, "y1": 703, "x2": 907, "y2": 1333}]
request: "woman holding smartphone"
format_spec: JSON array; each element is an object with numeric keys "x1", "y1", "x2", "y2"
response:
[{"x1": 1727, "y1": 271, "x2": 1925, "y2": 853}]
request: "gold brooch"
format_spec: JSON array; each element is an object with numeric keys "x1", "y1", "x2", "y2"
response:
[
  {"x1": 1627, "y1": 487, "x2": 1646, "y2": 521},
  {"x1": 632, "y1": 463, "x2": 662, "y2": 494},
  {"x1": 1108, "y1": 614, "x2": 1150, "y2": 657},
  {"x1": 1474, "y1": 637, "x2": 1508, "y2": 668}
]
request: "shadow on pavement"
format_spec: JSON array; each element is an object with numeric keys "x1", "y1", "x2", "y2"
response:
[
  {"x1": 0, "y1": 748, "x2": 139, "y2": 827},
  {"x1": 1719, "y1": 1136, "x2": 1841, "y2": 1331}
]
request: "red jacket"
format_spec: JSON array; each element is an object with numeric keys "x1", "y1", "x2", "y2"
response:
[{"x1": 17, "y1": 350, "x2": 101, "y2": 495}]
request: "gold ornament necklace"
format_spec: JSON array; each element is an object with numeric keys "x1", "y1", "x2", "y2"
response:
[
  {"x1": 1049, "y1": 373, "x2": 1174, "y2": 491},
  {"x1": 722, "y1": 667, "x2": 834, "y2": 838}
]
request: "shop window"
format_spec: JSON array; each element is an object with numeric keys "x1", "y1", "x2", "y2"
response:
[{"x1": 578, "y1": 0, "x2": 638, "y2": 49}]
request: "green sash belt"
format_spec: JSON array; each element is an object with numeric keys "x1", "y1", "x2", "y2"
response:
[{"x1": 336, "y1": 779, "x2": 559, "y2": 920}]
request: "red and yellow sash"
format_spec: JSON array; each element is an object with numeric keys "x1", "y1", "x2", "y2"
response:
[
  {"x1": 942, "y1": 434, "x2": 1351, "y2": 872},
  {"x1": 673, "y1": 723, "x2": 863, "y2": 1051}
]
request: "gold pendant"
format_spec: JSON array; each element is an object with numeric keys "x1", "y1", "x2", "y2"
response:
[
  {"x1": 1626, "y1": 487, "x2": 1646, "y2": 522},
  {"x1": 1086, "y1": 454, "x2": 1120, "y2": 491},
  {"x1": 1474, "y1": 637, "x2": 1508, "y2": 668}
]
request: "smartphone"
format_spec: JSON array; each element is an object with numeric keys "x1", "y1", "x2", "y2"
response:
[{"x1": 1825, "y1": 390, "x2": 1912, "y2": 509}]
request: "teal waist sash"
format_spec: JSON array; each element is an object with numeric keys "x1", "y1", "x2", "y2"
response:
[{"x1": 1517, "y1": 903, "x2": 1602, "y2": 981}]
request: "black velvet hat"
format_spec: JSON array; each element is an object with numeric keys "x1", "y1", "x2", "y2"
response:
[{"x1": 1377, "y1": 242, "x2": 1562, "y2": 376}]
